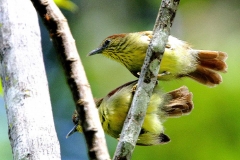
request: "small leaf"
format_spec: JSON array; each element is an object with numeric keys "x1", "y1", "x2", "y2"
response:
[{"x1": 54, "y1": 0, "x2": 78, "y2": 12}]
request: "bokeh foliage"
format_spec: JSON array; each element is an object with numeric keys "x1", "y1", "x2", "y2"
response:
[
  {"x1": 54, "y1": 0, "x2": 78, "y2": 12},
  {"x1": 0, "y1": 79, "x2": 2, "y2": 95},
  {"x1": 1, "y1": 0, "x2": 240, "y2": 159}
]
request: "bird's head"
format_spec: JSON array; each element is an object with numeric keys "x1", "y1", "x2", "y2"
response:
[
  {"x1": 87, "y1": 34, "x2": 128, "y2": 56},
  {"x1": 66, "y1": 110, "x2": 82, "y2": 138},
  {"x1": 87, "y1": 32, "x2": 151, "y2": 73}
]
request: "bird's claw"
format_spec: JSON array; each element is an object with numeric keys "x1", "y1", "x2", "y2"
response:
[
  {"x1": 131, "y1": 84, "x2": 138, "y2": 93},
  {"x1": 158, "y1": 71, "x2": 170, "y2": 78}
]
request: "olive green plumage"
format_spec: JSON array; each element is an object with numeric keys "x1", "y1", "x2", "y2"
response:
[
  {"x1": 67, "y1": 80, "x2": 193, "y2": 146},
  {"x1": 88, "y1": 31, "x2": 228, "y2": 87}
]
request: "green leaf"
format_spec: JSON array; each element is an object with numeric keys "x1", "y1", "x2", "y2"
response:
[{"x1": 54, "y1": 0, "x2": 78, "y2": 12}]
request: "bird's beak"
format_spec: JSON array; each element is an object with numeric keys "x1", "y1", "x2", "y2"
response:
[
  {"x1": 66, "y1": 124, "x2": 78, "y2": 138},
  {"x1": 87, "y1": 47, "x2": 103, "y2": 56}
]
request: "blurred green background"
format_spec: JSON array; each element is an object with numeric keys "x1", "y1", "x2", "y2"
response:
[{"x1": 1, "y1": 0, "x2": 240, "y2": 159}]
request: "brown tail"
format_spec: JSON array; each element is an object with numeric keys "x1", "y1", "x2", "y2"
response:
[
  {"x1": 189, "y1": 50, "x2": 228, "y2": 87},
  {"x1": 162, "y1": 86, "x2": 193, "y2": 117}
]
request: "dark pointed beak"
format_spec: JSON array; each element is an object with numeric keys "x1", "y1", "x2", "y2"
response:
[
  {"x1": 87, "y1": 47, "x2": 103, "y2": 56},
  {"x1": 66, "y1": 124, "x2": 78, "y2": 138}
]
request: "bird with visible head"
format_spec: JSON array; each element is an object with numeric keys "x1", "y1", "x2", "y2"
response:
[
  {"x1": 88, "y1": 31, "x2": 228, "y2": 87},
  {"x1": 67, "y1": 80, "x2": 193, "y2": 146}
]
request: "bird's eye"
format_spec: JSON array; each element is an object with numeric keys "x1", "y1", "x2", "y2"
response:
[{"x1": 102, "y1": 39, "x2": 111, "y2": 48}]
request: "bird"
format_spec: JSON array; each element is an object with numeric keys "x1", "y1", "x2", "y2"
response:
[
  {"x1": 67, "y1": 80, "x2": 193, "y2": 146},
  {"x1": 88, "y1": 31, "x2": 227, "y2": 87}
]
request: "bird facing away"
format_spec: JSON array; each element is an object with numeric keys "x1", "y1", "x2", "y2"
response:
[
  {"x1": 88, "y1": 31, "x2": 228, "y2": 87},
  {"x1": 67, "y1": 80, "x2": 193, "y2": 146}
]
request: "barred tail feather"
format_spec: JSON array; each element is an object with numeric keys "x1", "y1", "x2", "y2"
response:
[
  {"x1": 188, "y1": 66, "x2": 222, "y2": 87},
  {"x1": 163, "y1": 86, "x2": 193, "y2": 117},
  {"x1": 197, "y1": 50, "x2": 228, "y2": 72},
  {"x1": 197, "y1": 50, "x2": 227, "y2": 60},
  {"x1": 189, "y1": 50, "x2": 228, "y2": 87}
]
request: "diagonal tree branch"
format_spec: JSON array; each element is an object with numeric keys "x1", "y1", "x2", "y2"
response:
[
  {"x1": 30, "y1": 0, "x2": 110, "y2": 159},
  {"x1": 113, "y1": 0, "x2": 180, "y2": 159}
]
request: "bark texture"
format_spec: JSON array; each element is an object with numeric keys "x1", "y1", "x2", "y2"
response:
[
  {"x1": 30, "y1": 0, "x2": 110, "y2": 159},
  {"x1": 113, "y1": 0, "x2": 181, "y2": 159},
  {"x1": 0, "y1": 0, "x2": 60, "y2": 159}
]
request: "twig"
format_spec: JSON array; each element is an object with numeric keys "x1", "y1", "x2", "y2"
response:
[
  {"x1": 30, "y1": 0, "x2": 110, "y2": 159},
  {"x1": 113, "y1": 0, "x2": 180, "y2": 159}
]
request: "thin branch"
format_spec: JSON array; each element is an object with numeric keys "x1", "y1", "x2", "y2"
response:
[
  {"x1": 113, "y1": 0, "x2": 180, "y2": 159},
  {"x1": 30, "y1": 0, "x2": 110, "y2": 159}
]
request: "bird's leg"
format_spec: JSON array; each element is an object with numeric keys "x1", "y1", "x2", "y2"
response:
[
  {"x1": 131, "y1": 84, "x2": 138, "y2": 93},
  {"x1": 155, "y1": 80, "x2": 159, "y2": 87},
  {"x1": 157, "y1": 71, "x2": 170, "y2": 78}
]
